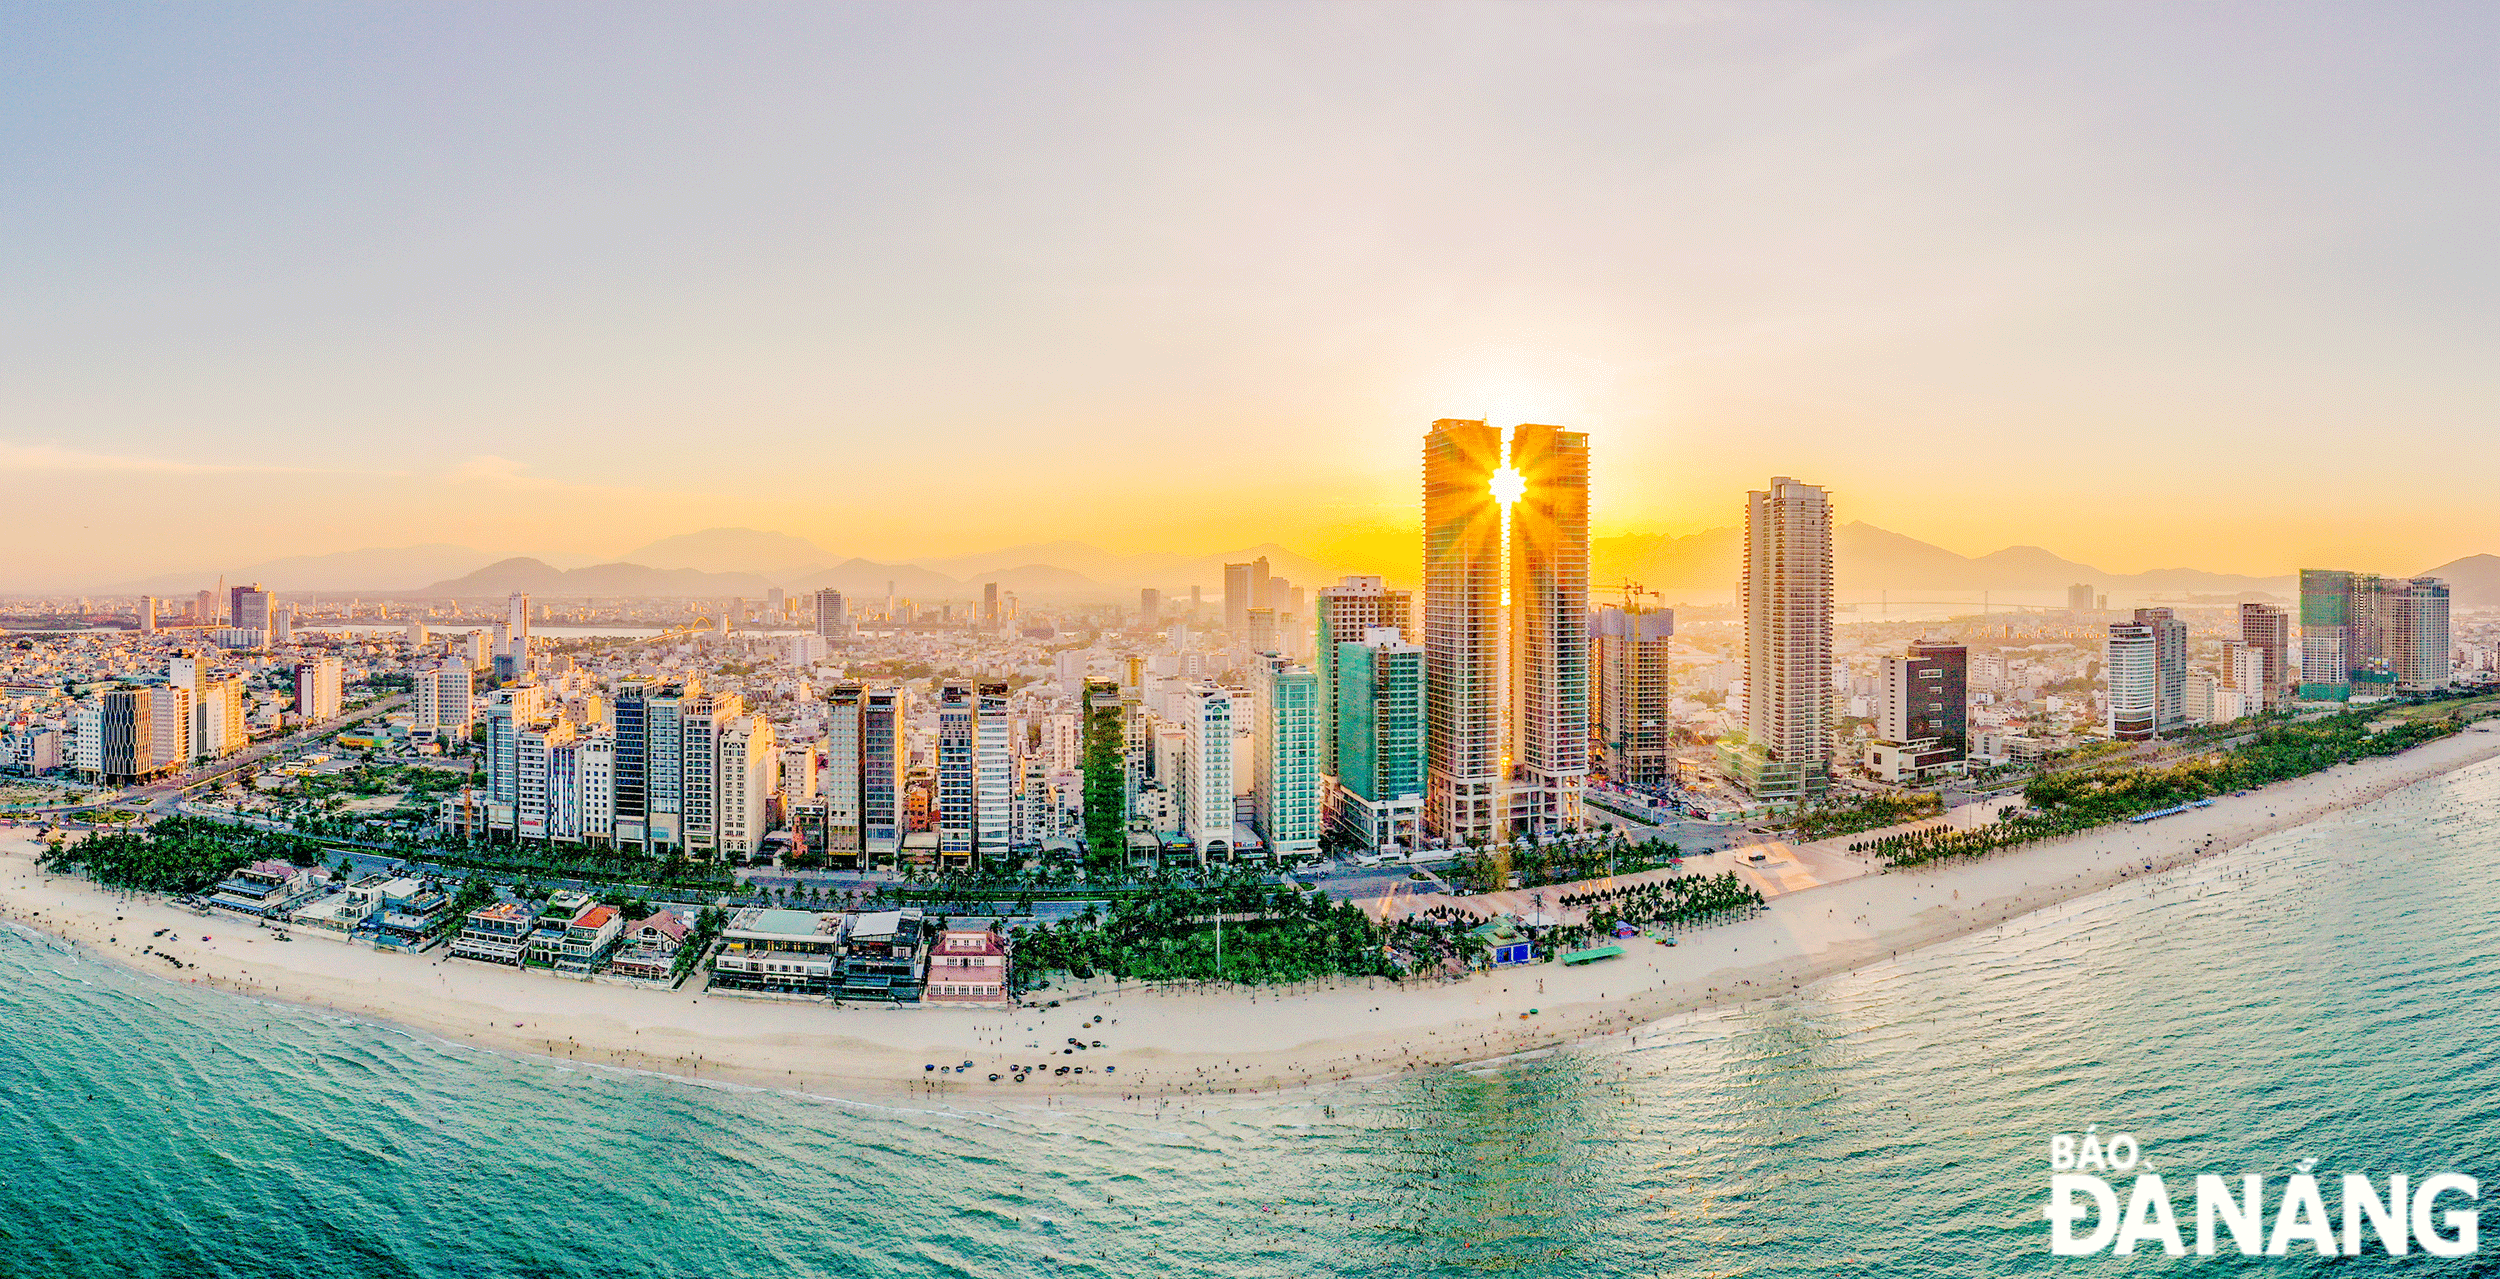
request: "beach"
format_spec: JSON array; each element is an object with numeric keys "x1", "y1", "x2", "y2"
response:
[{"x1": 9, "y1": 720, "x2": 2498, "y2": 1099}]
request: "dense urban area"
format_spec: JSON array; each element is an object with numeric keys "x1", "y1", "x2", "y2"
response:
[{"x1": 9, "y1": 436, "x2": 2498, "y2": 1006}]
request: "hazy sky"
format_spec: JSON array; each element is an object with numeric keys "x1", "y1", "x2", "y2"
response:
[{"x1": 5, "y1": 2, "x2": 2496, "y2": 587}]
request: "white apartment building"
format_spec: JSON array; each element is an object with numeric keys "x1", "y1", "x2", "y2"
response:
[{"x1": 1176, "y1": 684, "x2": 1235, "y2": 856}]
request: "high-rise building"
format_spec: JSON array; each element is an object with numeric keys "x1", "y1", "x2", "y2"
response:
[
  {"x1": 232, "y1": 585, "x2": 274, "y2": 634},
  {"x1": 977, "y1": 682, "x2": 1013, "y2": 859},
  {"x1": 1333, "y1": 627, "x2": 1425, "y2": 850},
  {"x1": 1245, "y1": 608, "x2": 1277, "y2": 655},
  {"x1": 1175, "y1": 684, "x2": 1235, "y2": 856},
  {"x1": 1507, "y1": 422, "x2": 1589, "y2": 835},
  {"x1": 611, "y1": 681, "x2": 651, "y2": 846},
  {"x1": 2067, "y1": 584, "x2": 2095, "y2": 614},
  {"x1": 1423, "y1": 418, "x2": 1504, "y2": 844},
  {"x1": 716, "y1": 715, "x2": 776, "y2": 862},
  {"x1": 1313, "y1": 575, "x2": 1413, "y2": 785},
  {"x1": 2383, "y1": 577, "x2": 2452, "y2": 692},
  {"x1": 416, "y1": 660, "x2": 474, "y2": 738},
  {"x1": 2107, "y1": 623, "x2": 2158, "y2": 740},
  {"x1": 138, "y1": 596, "x2": 157, "y2": 634},
  {"x1": 2238, "y1": 602, "x2": 2293, "y2": 712},
  {"x1": 814, "y1": 588, "x2": 847, "y2": 640},
  {"x1": 936, "y1": 683, "x2": 977, "y2": 862},
  {"x1": 982, "y1": 582, "x2": 1001, "y2": 630},
  {"x1": 643, "y1": 678, "x2": 700, "y2": 851},
  {"x1": 1222, "y1": 561, "x2": 1259, "y2": 632},
  {"x1": 99, "y1": 686, "x2": 189, "y2": 783},
  {"x1": 190, "y1": 675, "x2": 246, "y2": 763},
  {"x1": 1724, "y1": 477, "x2": 1835, "y2": 800},
  {"x1": 293, "y1": 657, "x2": 343, "y2": 723},
  {"x1": 464, "y1": 630, "x2": 491, "y2": 668},
  {"x1": 486, "y1": 682, "x2": 545, "y2": 821},
  {"x1": 506, "y1": 591, "x2": 531, "y2": 655},
  {"x1": 1139, "y1": 587, "x2": 1162, "y2": 629},
  {"x1": 1252, "y1": 656, "x2": 1322, "y2": 856},
  {"x1": 2299, "y1": 569, "x2": 2355, "y2": 701},
  {"x1": 861, "y1": 687, "x2": 906, "y2": 861},
  {"x1": 2132, "y1": 608, "x2": 2188, "y2": 733},
  {"x1": 1866, "y1": 639, "x2": 1967, "y2": 780},
  {"x1": 1592, "y1": 605, "x2": 1674, "y2": 793},
  {"x1": 681, "y1": 691, "x2": 745, "y2": 857},
  {"x1": 516, "y1": 717, "x2": 573, "y2": 841},
  {"x1": 821, "y1": 685, "x2": 866, "y2": 862}
]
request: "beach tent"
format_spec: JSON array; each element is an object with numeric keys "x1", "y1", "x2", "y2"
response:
[{"x1": 1561, "y1": 945, "x2": 1625, "y2": 966}]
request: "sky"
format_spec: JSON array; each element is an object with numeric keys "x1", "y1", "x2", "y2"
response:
[{"x1": 4, "y1": 1, "x2": 2497, "y2": 589}]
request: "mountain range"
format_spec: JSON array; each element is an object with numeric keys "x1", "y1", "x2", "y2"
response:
[{"x1": 97, "y1": 525, "x2": 2499, "y2": 609}]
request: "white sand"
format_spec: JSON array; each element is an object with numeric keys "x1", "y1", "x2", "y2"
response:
[{"x1": 7, "y1": 721, "x2": 2496, "y2": 1099}]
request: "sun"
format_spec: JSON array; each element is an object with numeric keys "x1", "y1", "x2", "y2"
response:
[{"x1": 1489, "y1": 465, "x2": 1525, "y2": 506}]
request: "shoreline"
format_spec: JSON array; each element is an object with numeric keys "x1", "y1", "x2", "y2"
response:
[{"x1": 8, "y1": 721, "x2": 2498, "y2": 1101}]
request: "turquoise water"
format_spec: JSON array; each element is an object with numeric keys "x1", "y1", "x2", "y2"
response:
[{"x1": 7, "y1": 759, "x2": 2499, "y2": 1277}]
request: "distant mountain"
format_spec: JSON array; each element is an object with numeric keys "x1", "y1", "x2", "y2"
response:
[
  {"x1": 419, "y1": 557, "x2": 773, "y2": 597},
  {"x1": 617, "y1": 527, "x2": 834, "y2": 576},
  {"x1": 784, "y1": 559, "x2": 966, "y2": 601},
  {"x1": 116, "y1": 544, "x2": 497, "y2": 594},
  {"x1": 912, "y1": 540, "x2": 1344, "y2": 596},
  {"x1": 2423, "y1": 553, "x2": 2500, "y2": 608},
  {"x1": 1599, "y1": 522, "x2": 2297, "y2": 600}
]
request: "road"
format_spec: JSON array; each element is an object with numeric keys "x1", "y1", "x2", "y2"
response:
[{"x1": 18, "y1": 693, "x2": 410, "y2": 821}]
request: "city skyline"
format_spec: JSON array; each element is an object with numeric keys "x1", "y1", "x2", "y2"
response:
[{"x1": 8, "y1": 4, "x2": 2500, "y2": 586}]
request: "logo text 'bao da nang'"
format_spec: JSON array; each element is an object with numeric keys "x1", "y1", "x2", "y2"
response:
[{"x1": 2043, "y1": 1128, "x2": 2480, "y2": 1258}]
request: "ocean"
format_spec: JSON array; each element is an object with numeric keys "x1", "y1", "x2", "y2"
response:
[{"x1": 7, "y1": 759, "x2": 2499, "y2": 1277}]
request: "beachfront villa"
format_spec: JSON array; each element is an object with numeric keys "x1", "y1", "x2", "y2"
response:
[
  {"x1": 204, "y1": 860, "x2": 321, "y2": 919},
  {"x1": 449, "y1": 900, "x2": 535, "y2": 966},
  {"x1": 923, "y1": 928, "x2": 1009, "y2": 1006},
  {"x1": 838, "y1": 908, "x2": 926, "y2": 1003},
  {"x1": 291, "y1": 873, "x2": 395, "y2": 935},
  {"x1": 367, "y1": 877, "x2": 448, "y2": 951},
  {"x1": 605, "y1": 910, "x2": 690, "y2": 983},
  {"x1": 712, "y1": 908, "x2": 844, "y2": 997},
  {"x1": 521, "y1": 891, "x2": 622, "y2": 972}
]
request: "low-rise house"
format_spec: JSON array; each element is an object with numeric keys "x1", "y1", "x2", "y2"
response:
[
  {"x1": 368, "y1": 877, "x2": 448, "y2": 950},
  {"x1": 711, "y1": 907, "x2": 842, "y2": 997},
  {"x1": 292, "y1": 872, "x2": 393, "y2": 935},
  {"x1": 205, "y1": 859, "x2": 319, "y2": 918},
  {"x1": 923, "y1": 927, "x2": 1009, "y2": 1005},
  {"x1": 838, "y1": 908, "x2": 926, "y2": 1003},
  {"x1": 521, "y1": 891, "x2": 601, "y2": 969},
  {"x1": 449, "y1": 899, "x2": 535, "y2": 966},
  {"x1": 606, "y1": 910, "x2": 691, "y2": 983},
  {"x1": 551, "y1": 904, "x2": 622, "y2": 974}
]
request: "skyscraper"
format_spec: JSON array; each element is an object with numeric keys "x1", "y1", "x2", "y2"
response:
[
  {"x1": 1724, "y1": 477, "x2": 1835, "y2": 800},
  {"x1": 814, "y1": 588, "x2": 846, "y2": 640},
  {"x1": 1223, "y1": 560, "x2": 1266, "y2": 632},
  {"x1": 1506, "y1": 422, "x2": 1589, "y2": 835},
  {"x1": 1592, "y1": 605, "x2": 1674, "y2": 793},
  {"x1": 1313, "y1": 575, "x2": 1413, "y2": 785},
  {"x1": 1252, "y1": 656, "x2": 1322, "y2": 856},
  {"x1": 138, "y1": 596, "x2": 157, "y2": 634},
  {"x1": 294, "y1": 657, "x2": 343, "y2": 723},
  {"x1": 936, "y1": 683, "x2": 977, "y2": 862},
  {"x1": 2107, "y1": 622, "x2": 2158, "y2": 740},
  {"x1": 1423, "y1": 418, "x2": 1504, "y2": 844},
  {"x1": 2383, "y1": 577, "x2": 2452, "y2": 692},
  {"x1": 1333, "y1": 627, "x2": 1425, "y2": 851},
  {"x1": 2132, "y1": 608, "x2": 2188, "y2": 733},
  {"x1": 231, "y1": 585, "x2": 274, "y2": 634},
  {"x1": 977, "y1": 682, "x2": 1013, "y2": 860},
  {"x1": 2299, "y1": 569, "x2": 2355, "y2": 701},
  {"x1": 1866, "y1": 639, "x2": 1966, "y2": 780},
  {"x1": 2067, "y1": 584, "x2": 2095, "y2": 614},
  {"x1": 2238, "y1": 602, "x2": 2292, "y2": 712},
  {"x1": 1139, "y1": 587, "x2": 1162, "y2": 629}
]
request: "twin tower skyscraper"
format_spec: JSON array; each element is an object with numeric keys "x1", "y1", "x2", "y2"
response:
[{"x1": 1420, "y1": 418, "x2": 1589, "y2": 848}]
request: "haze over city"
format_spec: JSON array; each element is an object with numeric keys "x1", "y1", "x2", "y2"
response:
[{"x1": 8, "y1": 2, "x2": 2499, "y2": 590}]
